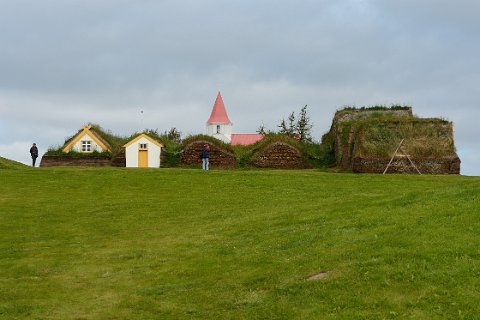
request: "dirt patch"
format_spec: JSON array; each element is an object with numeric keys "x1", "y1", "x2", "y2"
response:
[{"x1": 307, "y1": 271, "x2": 330, "y2": 281}]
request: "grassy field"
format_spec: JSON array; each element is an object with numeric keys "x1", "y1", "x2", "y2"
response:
[
  {"x1": 1, "y1": 167, "x2": 479, "y2": 319},
  {"x1": 0, "y1": 157, "x2": 28, "y2": 169}
]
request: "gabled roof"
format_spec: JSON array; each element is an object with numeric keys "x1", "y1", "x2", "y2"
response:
[
  {"x1": 231, "y1": 134, "x2": 264, "y2": 146},
  {"x1": 207, "y1": 91, "x2": 232, "y2": 124},
  {"x1": 62, "y1": 125, "x2": 112, "y2": 152},
  {"x1": 123, "y1": 133, "x2": 164, "y2": 148}
]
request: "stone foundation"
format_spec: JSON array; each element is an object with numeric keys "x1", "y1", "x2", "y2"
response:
[
  {"x1": 40, "y1": 155, "x2": 112, "y2": 167},
  {"x1": 352, "y1": 156, "x2": 461, "y2": 174}
]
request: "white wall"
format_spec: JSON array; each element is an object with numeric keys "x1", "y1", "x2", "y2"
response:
[
  {"x1": 71, "y1": 132, "x2": 104, "y2": 152},
  {"x1": 206, "y1": 123, "x2": 232, "y2": 143},
  {"x1": 125, "y1": 136, "x2": 161, "y2": 168}
]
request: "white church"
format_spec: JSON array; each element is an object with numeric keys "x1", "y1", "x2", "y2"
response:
[{"x1": 206, "y1": 92, "x2": 264, "y2": 145}]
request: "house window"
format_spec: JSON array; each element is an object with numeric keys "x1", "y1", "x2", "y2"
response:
[
  {"x1": 81, "y1": 140, "x2": 91, "y2": 152},
  {"x1": 139, "y1": 143, "x2": 148, "y2": 150},
  {"x1": 216, "y1": 125, "x2": 221, "y2": 134}
]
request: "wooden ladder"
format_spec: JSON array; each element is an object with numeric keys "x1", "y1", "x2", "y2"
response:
[{"x1": 383, "y1": 139, "x2": 422, "y2": 175}]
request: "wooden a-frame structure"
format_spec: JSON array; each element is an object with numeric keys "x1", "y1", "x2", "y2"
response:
[{"x1": 383, "y1": 139, "x2": 422, "y2": 174}]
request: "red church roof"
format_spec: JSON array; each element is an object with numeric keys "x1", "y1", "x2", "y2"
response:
[
  {"x1": 207, "y1": 91, "x2": 232, "y2": 124},
  {"x1": 231, "y1": 134, "x2": 264, "y2": 146}
]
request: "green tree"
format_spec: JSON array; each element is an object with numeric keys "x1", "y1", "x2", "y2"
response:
[
  {"x1": 278, "y1": 119, "x2": 289, "y2": 135},
  {"x1": 276, "y1": 106, "x2": 313, "y2": 142},
  {"x1": 287, "y1": 112, "x2": 296, "y2": 136},
  {"x1": 257, "y1": 123, "x2": 267, "y2": 135},
  {"x1": 278, "y1": 112, "x2": 296, "y2": 136},
  {"x1": 296, "y1": 105, "x2": 313, "y2": 143},
  {"x1": 161, "y1": 127, "x2": 182, "y2": 143}
]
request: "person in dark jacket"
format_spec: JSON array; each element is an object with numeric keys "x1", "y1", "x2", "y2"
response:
[
  {"x1": 30, "y1": 143, "x2": 39, "y2": 167},
  {"x1": 201, "y1": 144, "x2": 210, "y2": 170}
]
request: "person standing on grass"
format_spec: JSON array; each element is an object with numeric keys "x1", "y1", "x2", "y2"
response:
[
  {"x1": 30, "y1": 143, "x2": 39, "y2": 167},
  {"x1": 201, "y1": 144, "x2": 210, "y2": 170}
]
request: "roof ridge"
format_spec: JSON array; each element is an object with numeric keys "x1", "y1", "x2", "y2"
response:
[{"x1": 89, "y1": 128, "x2": 113, "y2": 150}]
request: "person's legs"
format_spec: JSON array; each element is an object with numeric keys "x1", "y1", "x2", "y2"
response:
[
  {"x1": 202, "y1": 158, "x2": 206, "y2": 170},
  {"x1": 32, "y1": 157, "x2": 36, "y2": 167},
  {"x1": 206, "y1": 158, "x2": 209, "y2": 170}
]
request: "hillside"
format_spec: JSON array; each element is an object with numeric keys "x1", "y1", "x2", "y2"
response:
[
  {"x1": 0, "y1": 156, "x2": 28, "y2": 169},
  {"x1": 1, "y1": 168, "x2": 479, "y2": 319}
]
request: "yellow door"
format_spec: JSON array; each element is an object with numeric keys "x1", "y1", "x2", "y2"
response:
[{"x1": 138, "y1": 150, "x2": 148, "y2": 168}]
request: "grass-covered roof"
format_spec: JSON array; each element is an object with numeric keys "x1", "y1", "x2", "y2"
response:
[{"x1": 325, "y1": 106, "x2": 457, "y2": 164}]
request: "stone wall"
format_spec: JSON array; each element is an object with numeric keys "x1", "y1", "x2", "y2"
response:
[
  {"x1": 40, "y1": 155, "x2": 112, "y2": 167},
  {"x1": 352, "y1": 156, "x2": 461, "y2": 174},
  {"x1": 250, "y1": 142, "x2": 308, "y2": 169},
  {"x1": 111, "y1": 152, "x2": 126, "y2": 167},
  {"x1": 180, "y1": 140, "x2": 237, "y2": 168}
]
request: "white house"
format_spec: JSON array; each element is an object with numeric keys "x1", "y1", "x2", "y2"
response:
[
  {"x1": 123, "y1": 133, "x2": 163, "y2": 168},
  {"x1": 62, "y1": 124, "x2": 112, "y2": 153}
]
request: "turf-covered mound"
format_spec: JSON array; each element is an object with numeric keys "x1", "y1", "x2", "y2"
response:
[
  {"x1": 233, "y1": 135, "x2": 312, "y2": 169},
  {"x1": 180, "y1": 135, "x2": 237, "y2": 168},
  {"x1": 0, "y1": 156, "x2": 28, "y2": 169},
  {"x1": 323, "y1": 106, "x2": 461, "y2": 174},
  {"x1": 249, "y1": 141, "x2": 308, "y2": 168}
]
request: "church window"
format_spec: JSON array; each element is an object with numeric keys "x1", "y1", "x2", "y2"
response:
[{"x1": 216, "y1": 125, "x2": 221, "y2": 134}]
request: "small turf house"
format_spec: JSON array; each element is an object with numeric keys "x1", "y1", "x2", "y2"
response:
[
  {"x1": 206, "y1": 92, "x2": 263, "y2": 145},
  {"x1": 123, "y1": 133, "x2": 163, "y2": 168},
  {"x1": 62, "y1": 125, "x2": 112, "y2": 153}
]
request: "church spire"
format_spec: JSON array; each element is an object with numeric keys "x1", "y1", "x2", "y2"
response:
[{"x1": 207, "y1": 91, "x2": 232, "y2": 124}]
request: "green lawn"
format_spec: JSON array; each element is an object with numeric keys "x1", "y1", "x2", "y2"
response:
[
  {"x1": 1, "y1": 168, "x2": 479, "y2": 319},
  {"x1": 0, "y1": 157, "x2": 28, "y2": 169}
]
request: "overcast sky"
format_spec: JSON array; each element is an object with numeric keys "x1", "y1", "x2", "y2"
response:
[{"x1": 1, "y1": 0, "x2": 478, "y2": 175}]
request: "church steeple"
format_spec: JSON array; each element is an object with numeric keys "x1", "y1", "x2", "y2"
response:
[
  {"x1": 207, "y1": 91, "x2": 232, "y2": 124},
  {"x1": 206, "y1": 91, "x2": 233, "y2": 143}
]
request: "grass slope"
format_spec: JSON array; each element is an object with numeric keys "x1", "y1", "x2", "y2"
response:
[
  {"x1": 1, "y1": 168, "x2": 479, "y2": 319},
  {"x1": 0, "y1": 156, "x2": 28, "y2": 169}
]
